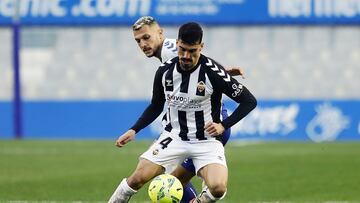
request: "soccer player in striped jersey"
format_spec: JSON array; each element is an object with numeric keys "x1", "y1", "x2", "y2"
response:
[
  {"x1": 108, "y1": 22, "x2": 256, "y2": 203},
  {"x1": 131, "y1": 16, "x2": 245, "y2": 202}
]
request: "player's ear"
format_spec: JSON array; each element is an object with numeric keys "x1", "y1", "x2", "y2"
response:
[
  {"x1": 158, "y1": 28, "x2": 164, "y2": 40},
  {"x1": 200, "y1": 42, "x2": 204, "y2": 50}
]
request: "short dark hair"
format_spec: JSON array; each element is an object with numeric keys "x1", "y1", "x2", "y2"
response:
[{"x1": 178, "y1": 22, "x2": 203, "y2": 45}]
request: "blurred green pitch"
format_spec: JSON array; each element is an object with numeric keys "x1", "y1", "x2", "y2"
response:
[{"x1": 0, "y1": 140, "x2": 359, "y2": 203}]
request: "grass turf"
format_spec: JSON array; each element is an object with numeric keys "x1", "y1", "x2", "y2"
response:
[{"x1": 0, "y1": 140, "x2": 359, "y2": 203}]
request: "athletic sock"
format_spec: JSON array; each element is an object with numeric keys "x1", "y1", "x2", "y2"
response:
[
  {"x1": 194, "y1": 186, "x2": 227, "y2": 203},
  {"x1": 108, "y1": 178, "x2": 137, "y2": 203}
]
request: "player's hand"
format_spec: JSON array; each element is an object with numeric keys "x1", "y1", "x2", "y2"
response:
[
  {"x1": 225, "y1": 67, "x2": 245, "y2": 79},
  {"x1": 204, "y1": 122, "x2": 225, "y2": 137},
  {"x1": 115, "y1": 129, "x2": 136, "y2": 148}
]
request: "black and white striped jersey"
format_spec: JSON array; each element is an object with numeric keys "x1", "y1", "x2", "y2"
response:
[{"x1": 131, "y1": 54, "x2": 257, "y2": 142}]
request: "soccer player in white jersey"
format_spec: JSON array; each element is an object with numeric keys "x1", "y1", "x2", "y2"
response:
[
  {"x1": 132, "y1": 16, "x2": 245, "y2": 76},
  {"x1": 108, "y1": 22, "x2": 257, "y2": 203},
  {"x1": 130, "y1": 16, "x2": 245, "y2": 202}
]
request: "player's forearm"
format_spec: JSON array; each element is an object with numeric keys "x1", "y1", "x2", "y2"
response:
[
  {"x1": 131, "y1": 102, "x2": 164, "y2": 133},
  {"x1": 221, "y1": 88, "x2": 257, "y2": 130}
]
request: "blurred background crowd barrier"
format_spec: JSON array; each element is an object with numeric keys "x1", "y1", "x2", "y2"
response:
[{"x1": 0, "y1": 0, "x2": 359, "y2": 141}]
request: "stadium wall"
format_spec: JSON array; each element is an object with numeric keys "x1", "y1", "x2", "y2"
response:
[
  {"x1": 0, "y1": 100, "x2": 359, "y2": 141},
  {"x1": 1, "y1": 0, "x2": 360, "y2": 25},
  {"x1": 0, "y1": 0, "x2": 359, "y2": 141}
]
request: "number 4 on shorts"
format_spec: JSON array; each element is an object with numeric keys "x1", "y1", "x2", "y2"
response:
[{"x1": 159, "y1": 137, "x2": 173, "y2": 149}]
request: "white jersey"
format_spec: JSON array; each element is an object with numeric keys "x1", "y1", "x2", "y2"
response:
[{"x1": 161, "y1": 38, "x2": 177, "y2": 63}]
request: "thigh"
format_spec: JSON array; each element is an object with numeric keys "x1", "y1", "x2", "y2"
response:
[
  {"x1": 190, "y1": 140, "x2": 227, "y2": 174},
  {"x1": 128, "y1": 158, "x2": 164, "y2": 183},
  {"x1": 126, "y1": 158, "x2": 165, "y2": 190},
  {"x1": 198, "y1": 163, "x2": 228, "y2": 188},
  {"x1": 140, "y1": 132, "x2": 188, "y2": 172}
]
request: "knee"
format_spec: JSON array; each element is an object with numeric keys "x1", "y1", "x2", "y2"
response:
[
  {"x1": 208, "y1": 183, "x2": 227, "y2": 198},
  {"x1": 127, "y1": 172, "x2": 147, "y2": 190},
  {"x1": 126, "y1": 159, "x2": 164, "y2": 190}
]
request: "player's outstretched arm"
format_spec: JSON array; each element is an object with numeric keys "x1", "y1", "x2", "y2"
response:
[
  {"x1": 120, "y1": 65, "x2": 166, "y2": 144},
  {"x1": 115, "y1": 129, "x2": 136, "y2": 148},
  {"x1": 225, "y1": 66, "x2": 245, "y2": 79}
]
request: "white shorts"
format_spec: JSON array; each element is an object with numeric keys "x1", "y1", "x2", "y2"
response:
[{"x1": 140, "y1": 131, "x2": 227, "y2": 174}]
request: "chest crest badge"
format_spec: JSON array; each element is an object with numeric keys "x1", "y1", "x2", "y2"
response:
[{"x1": 197, "y1": 81, "x2": 206, "y2": 92}]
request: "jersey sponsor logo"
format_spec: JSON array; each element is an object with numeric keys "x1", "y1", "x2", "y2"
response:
[
  {"x1": 197, "y1": 81, "x2": 206, "y2": 93},
  {"x1": 167, "y1": 95, "x2": 200, "y2": 103},
  {"x1": 231, "y1": 83, "x2": 243, "y2": 97},
  {"x1": 166, "y1": 94, "x2": 202, "y2": 109}
]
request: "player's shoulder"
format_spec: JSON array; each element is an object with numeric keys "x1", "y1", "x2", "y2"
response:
[
  {"x1": 201, "y1": 55, "x2": 231, "y2": 82},
  {"x1": 161, "y1": 38, "x2": 177, "y2": 62},
  {"x1": 163, "y1": 38, "x2": 177, "y2": 51},
  {"x1": 201, "y1": 55, "x2": 221, "y2": 68},
  {"x1": 158, "y1": 57, "x2": 178, "y2": 71}
]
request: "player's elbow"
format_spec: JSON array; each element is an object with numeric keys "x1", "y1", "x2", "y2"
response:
[
  {"x1": 250, "y1": 96, "x2": 257, "y2": 111},
  {"x1": 242, "y1": 94, "x2": 257, "y2": 112},
  {"x1": 239, "y1": 87, "x2": 257, "y2": 111}
]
